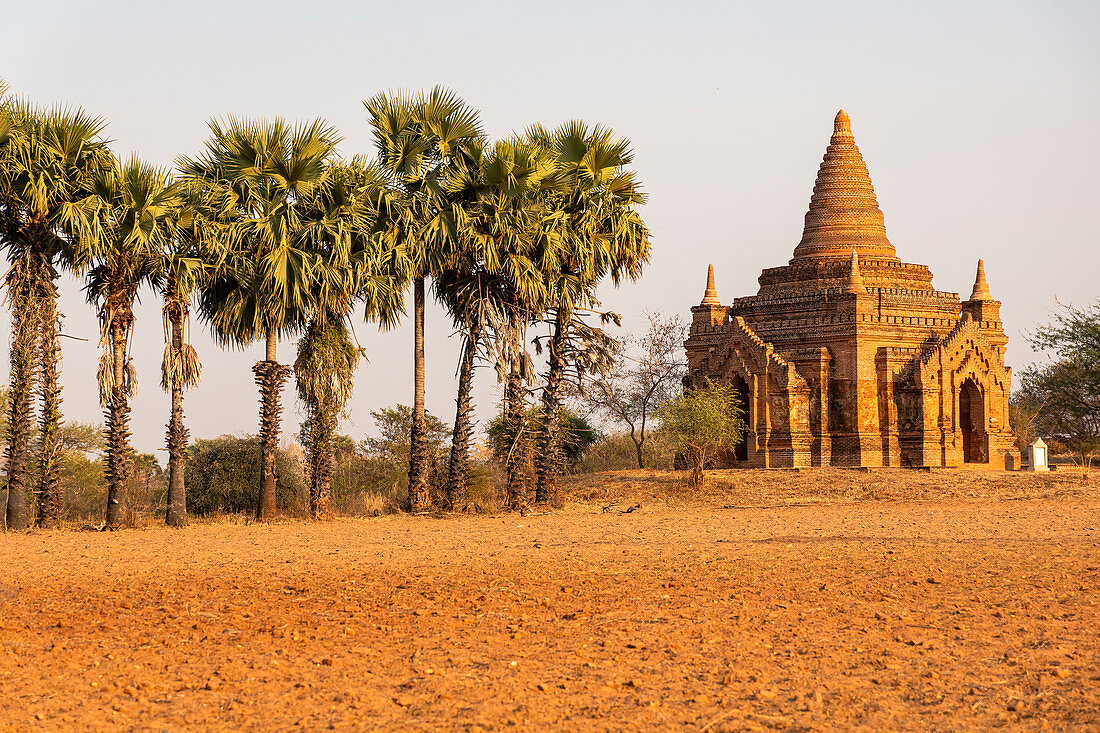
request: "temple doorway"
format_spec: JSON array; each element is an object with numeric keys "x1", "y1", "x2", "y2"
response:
[
  {"x1": 731, "y1": 376, "x2": 750, "y2": 461},
  {"x1": 959, "y1": 378, "x2": 986, "y2": 463}
]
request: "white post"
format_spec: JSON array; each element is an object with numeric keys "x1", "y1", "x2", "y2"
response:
[{"x1": 1027, "y1": 438, "x2": 1049, "y2": 472}]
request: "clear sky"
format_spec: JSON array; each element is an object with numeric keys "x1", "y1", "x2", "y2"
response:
[{"x1": 1, "y1": 0, "x2": 1097, "y2": 456}]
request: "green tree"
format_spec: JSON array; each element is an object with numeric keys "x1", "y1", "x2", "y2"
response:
[
  {"x1": 658, "y1": 380, "x2": 745, "y2": 487},
  {"x1": 436, "y1": 138, "x2": 548, "y2": 510},
  {"x1": 0, "y1": 93, "x2": 112, "y2": 529},
  {"x1": 362, "y1": 404, "x2": 451, "y2": 466},
  {"x1": 365, "y1": 87, "x2": 483, "y2": 511},
  {"x1": 293, "y1": 161, "x2": 404, "y2": 519},
  {"x1": 487, "y1": 407, "x2": 600, "y2": 486},
  {"x1": 159, "y1": 250, "x2": 204, "y2": 527},
  {"x1": 185, "y1": 436, "x2": 307, "y2": 516},
  {"x1": 84, "y1": 156, "x2": 183, "y2": 529},
  {"x1": 528, "y1": 121, "x2": 652, "y2": 505},
  {"x1": 1020, "y1": 301, "x2": 1100, "y2": 466},
  {"x1": 181, "y1": 117, "x2": 341, "y2": 520}
]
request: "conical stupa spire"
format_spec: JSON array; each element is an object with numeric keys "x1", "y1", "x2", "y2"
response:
[
  {"x1": 844, "y1": 250, "x2": 866, "y2": 294},
  {"x1": 792, "y1": 110, "x2": 898, "y2": 262},
  {"x1": 700, "y1": 264, "x2": 721, "y2": 305},
  {"x1": 969, "y1": 259, "x2": 992, "y2": 301}
]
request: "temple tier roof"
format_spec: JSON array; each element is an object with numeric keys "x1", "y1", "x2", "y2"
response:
[{"x1": 791, "y1": 110, "x2": 899, "y2": 263}]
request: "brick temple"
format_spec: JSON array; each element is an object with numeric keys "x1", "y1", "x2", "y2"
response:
[{"x1": 685, "y1": 110, "x2": 1019, "y2": 469}]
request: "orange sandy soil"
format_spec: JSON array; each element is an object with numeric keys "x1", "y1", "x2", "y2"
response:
[{"x1": 2, "y1": 469, "x2": 1099, "y2": 732}]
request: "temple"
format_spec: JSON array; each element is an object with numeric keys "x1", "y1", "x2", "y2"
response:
[{"x1": 684, "y1": 110, "x2": 1019, "y2": 469}]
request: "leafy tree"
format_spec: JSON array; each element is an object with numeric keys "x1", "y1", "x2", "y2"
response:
[
  {"x1": 435, "y1": 138, "x2": 547, "y2": 510},
  {"x1": 365, "y1": 87, "x2": 484, "y2": 511},
  {"x1": 527, "y1": 121, "x2": 651, "y2": 506},
  {"x1": 358, "y1": 405, "x2": 451, "y2": 508},
  {"x1": 1019, "y1": 301, "x2": 1100, "y2": 466},
  {"x1": 185, "y1": 436, "x2": 307, "y2": 516},
  {"x1": 581, "y1": 312, "x2": 686, "y2": 469},
  {"x1": 181, "y1": 117, "x2": 341, "y2": 520},
  {"x1": 57, "y1": 421, "x2": 104, "y2": 455},
  {"x1": 0, "y1": 94, "x2": 113, "y2": 529},
  {"x1": 84, "y1": 156, "x2": 183, "y2": 529},
  {"x1": 361, "y1": 404, "x2": 451, "y2": 466},
  {"x1": 658, "y1": 380, "x2": 745, "y2": 487},
  {"x1": 487, "y1": 407, "x2": 600, "y2": 484},
  {"x1": 296, "y1": 316, "x2": 361, "y2": 517},
  {"x1": 292, "y1": 161, "x2": 403, "y2": 519}
]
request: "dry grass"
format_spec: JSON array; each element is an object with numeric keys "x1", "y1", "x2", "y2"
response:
[{"x1": 560, "y1": 466, "x2": 1097, "y2": 509}]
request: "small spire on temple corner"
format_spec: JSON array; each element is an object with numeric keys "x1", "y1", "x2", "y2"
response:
[
  {"x1": 970, "y1": 258, "x2": 993, "y2": 301},
  {"x1": 701, "y1": 263, "x2": 721, "y2": 305},
  {"x1": 844, "y1": 249, "x2": 866, "y2": 295}
]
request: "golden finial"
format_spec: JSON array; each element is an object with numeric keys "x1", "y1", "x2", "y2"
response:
[
  {"x1": 701, "y1": 263, "x2": 721, "y2": 305},
  {"x1": 970, "y1": 259, "x2": 992, "y2": 301},
  {"x1": 833, "y1": 109, "x2": 851, "y2": 137}
]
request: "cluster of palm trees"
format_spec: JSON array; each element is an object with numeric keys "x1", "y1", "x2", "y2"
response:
[{"x1": 0, "y1": 82, "x2": 651, "y2": 530}]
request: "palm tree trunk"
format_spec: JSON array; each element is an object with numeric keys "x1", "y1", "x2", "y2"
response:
[
  {"x1": 504, "y1": 316, "x2": 528, "y2": 511},
  {"x1": 35, "y1": 281, "x2": 64, "y2": 527},
  {"x1": 407, "y1": 276, "x2": 431, "y2": 511},
  {"x1": 164, "y1": 302, "x2": 188, "y2": 527},
  {"x1": 254, "y1": 324, "x2": 287, "y2": 521},
  {"x1": 308, "y1": 404, "x2": 336, "y2": 520},
  {"x1": 4, "y1": 254, "x2": 38, "y2": 531},
  {"x1": 447, "y1": 324, "x2": 480, "y2": 510},
  {"x1": 104, "y1": 318, "x2": 132, "y2": 530},
  {"x1": 535, "y1": 310, "x2": 567, "y2": 506}
]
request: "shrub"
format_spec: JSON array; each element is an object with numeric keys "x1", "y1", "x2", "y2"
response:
[
  {"x1": 186, "y1": 435, "x2": 307, "y2": 516},
  {"x1": 658, "y1": 380, "x2": 746, "y2": 486}
]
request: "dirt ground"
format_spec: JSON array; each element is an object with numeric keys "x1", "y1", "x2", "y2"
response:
[{"x1": 1, "y1": 469, "x2": 1099, "y2": 731}]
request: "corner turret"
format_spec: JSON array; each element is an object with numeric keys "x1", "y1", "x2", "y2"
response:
[
  {"x1": 962, "y1": 258, "x2": 1004, "y2": 340},
  {"x1": 691, "y1": 264, "x2": 727, "y2": 329},
  {"x1": 844, "y1": 250, "x2": 867, "y2": 295}
]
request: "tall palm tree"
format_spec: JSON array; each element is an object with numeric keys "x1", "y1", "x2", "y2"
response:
[
  {"x1": 293, "y1": 160, "x2": 404, "y2": 519},
  {"x1": 0, "y1": 95, "x2": 111, "y2": 529},
  {"x1": 84, "y1": 156, "x2": 183, "y2": 529},
  {"x1": 160, "y1": 251, "x2": 203, "y2": 527},
  {"x1": 435, "y1": 138, "x2": 548, "y2": 509},
  {"x1": 528, "y1": 122, "x2": 652, "y2": 505},
  {"x1": 365, "y1": 87, "x2": 483, "y2": 511},
  {"x1": 181, "y1": 117, "x2": 348, "y2": 520}
]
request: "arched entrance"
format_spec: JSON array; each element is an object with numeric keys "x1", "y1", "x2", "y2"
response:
[
  {"x1": 731, "y1": 375, "x2": 751, "y2": 461},
  {"x1": 959, "y1": 378, "x2": 986, "y2": 463}
]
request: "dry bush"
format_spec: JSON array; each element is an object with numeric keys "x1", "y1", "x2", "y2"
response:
[{"x1": 573, "y1": 430, "x2": 677, "y2": 474}]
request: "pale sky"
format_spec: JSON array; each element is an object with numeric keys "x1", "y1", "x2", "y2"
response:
[{"x1": 1, "y1": 0, "x2": 1097, "y2": 456}]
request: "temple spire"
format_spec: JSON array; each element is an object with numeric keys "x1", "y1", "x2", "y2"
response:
[
  {"x1": 844, "y1": 250, "x2": 866, "y2": 294},
  {"x1": 969, "y1": 259, "x2": 992, "y2": 301},
  {"x1": 700, "y1": 264, "x2": 721, "y2": 305},
  {"x1": 792, "y1": 109, "x2": 898, "y2": 263}
]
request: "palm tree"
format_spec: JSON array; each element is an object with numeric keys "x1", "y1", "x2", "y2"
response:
[
  {"x1": 293, "y1": 160, "x2": 404, "y2": 519},
  {"x1": 84, "y1": 156, "x2": 183, "y2": 529},
  {"x1": 181, "y1": 117, "x2": 339, "y2": 520},
  {"x1": 435, "y1": 138, "x2": 548, "y2": 509},
  {"x1": 0, "y1": 95, "x2": 111, "y2": 529},
  {"x1": 528, "y1": 122, "x2": 652, "y2": 505},
  {"x1": 160, "y1": 252, "x2": 203, "y2": 527},
  {"x1": 365, "y1": 87, "x2": 483, "y2": 511}
]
